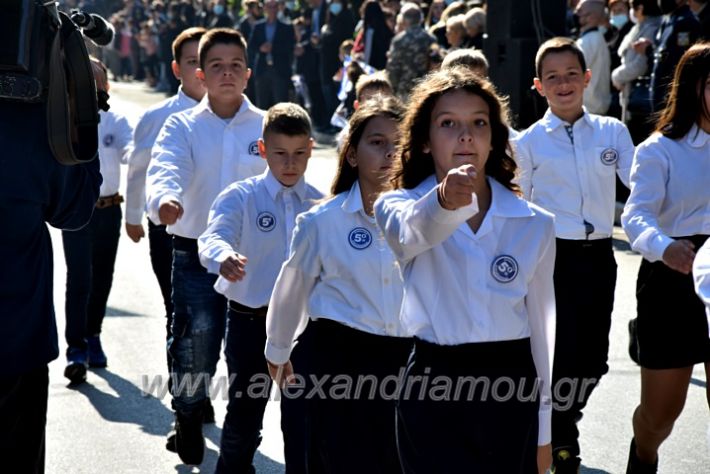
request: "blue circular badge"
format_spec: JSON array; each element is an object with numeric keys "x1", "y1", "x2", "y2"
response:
[
  {"x1": 600, "y1": 148, "x2": 618, "y2": 166},
  {"x1": 256, "y1": 212, "x2": 276, "y2": 232},
  {"x1": 103, "y1": 134, "x2": 114, "y2": 147},
  {"x1": 249, "y1": 141, "x2": 259, "y2": 155},
  {"x1": 348, "y1": 227, "x2": 372, "y2": 250},
  {"x1": 491, "y1": 255, "x2": 518, "y2": 283}
]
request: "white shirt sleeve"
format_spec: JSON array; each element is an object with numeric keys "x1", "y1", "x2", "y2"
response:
[
  {"x1": 264, "y1": 215, "x2": 320, "y2": 365},
  {"x1": 513, "y1": 137, "x2": 533, "y2": 199},
  {"x1": 524, "y1": 222, "x2": 556, "y2": 446},
  {"x1": 375, "y1": 183, "x2": 479, "y2": 264},
  {"x1": 125, "y1": 113, "x2": 153, "y2": 225},
  {"x1": 693, "y1": 240, "x2": 710, "y2": 313},
  {"x1": 198, "y1": 184, "x2": 246, "y2": 275},
  {"x1": 615, "y1": 123, "x2": 635, "y2": 188},
  {"x1": 621, "y1": 141, "x2": 675, "y2": 262},
  {"x1": 145, "y1": 116, "x2": 194, "y2": 225},
  {"x1": 114, "y1": 114, "x2": 134, "y2": 165}
]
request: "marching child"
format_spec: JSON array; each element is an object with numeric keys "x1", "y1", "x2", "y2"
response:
[
  {"x1": 514, "y1": 36, "x2": 635, "y2": 473},
  {"x1": 146, "y1": 28, "x2": 265, "y2": 465},
  {"x1": 198, "y1": 103, "x2": 323, "y2": 473},
  {"x1": 375, "y1": 67, "x2": 556, "y2": 474},
  {"x1": 264, "y1": 97, "x2": 409, "y2": 473}
]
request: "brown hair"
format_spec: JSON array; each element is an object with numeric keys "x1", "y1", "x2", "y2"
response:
[
  {"x1": 172, "y1": 27, "x2": 207, "y2": 63},
  {"x1": 331, "y1": 96, "x2": 405, "y2": 195},
  {"x1": 534, "y1": 36, "x2": 587, "y2": 79},
  {"x1": 391, "y1": 67, "x2": 519, "y2": 194},
  {"x1": 198, "y1": 28, "x2": 248, "y2": 69},
  {"x1": 263, "y1": 102, "x2": 312, "y2": 138},
  {"x1": 355, "y1": 71, "x2": 393, "y2": 102},
  {"x1": 655, "y1": 42, "x2": 710, "y2": 139}
]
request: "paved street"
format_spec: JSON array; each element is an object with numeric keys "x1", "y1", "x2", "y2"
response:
[{"x1": 44, "y1": 82, "x2": 709, "y2": 473}]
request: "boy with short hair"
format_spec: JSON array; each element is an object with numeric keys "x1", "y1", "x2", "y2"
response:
[
  {"x1": 124, "y1": 27, "x2": 206, "y2": 413},
  {"x1": 354, "y1": 71, "x2": 394, "y2": 107},
  {"x1": 514, "y1": 37, "x2": 635, "y2": 474},
  {"x1": 146, "y1": 28, "x2": 266, "y2": 466},
  {"x1": 441, "y1": 47, "x2": 489, "y2": 77},
  {"x1": 198, "y1": 102, "x2": 323, "y2": 473}
]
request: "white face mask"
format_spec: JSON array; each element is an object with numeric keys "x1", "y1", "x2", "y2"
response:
[{"x1": 610, "y1": 13, "x2": 629, "y2": 29}]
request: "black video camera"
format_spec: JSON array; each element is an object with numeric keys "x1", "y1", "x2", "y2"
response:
[{"x1": 0, "y1": 0, "x2": 115, "y2": 165}]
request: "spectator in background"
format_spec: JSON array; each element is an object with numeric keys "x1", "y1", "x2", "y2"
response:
[
  {"x1": 445, "y1": 14, "x2": 467, "y2": 51},
  {"x1": 575, "y1": 0, "x2": 611, "y2": 114},
  {"x1": 463, "y1": 7, "x2": 485, "y2": 49},
  {"x1": 605, "y1": 0, "x2": 634, "y2": 119},
  {"x1": 209, "y1": 0, "x2": 235, "y2": 28},
  {"x1": 250, "y1": 0, "x2": 297, "y2": 109},
  {"x1": 441, "y1": 47, "x2": 489, "y2": 76},
  {"x1": 689, "y1": 0, "x2": 710, "y2": 38},
  {"x1": 238, "y1": 0, "x2": 264, "y2": 103},
  {"x1": 428, "y1": 1, "x2": 467, "y2": 48},
  {"x1": 424, "y1": 0, "x2": 445, "y2": 29},
  {"x1": 352, "y1": 0, "x2": 394, "y2": 69},
  {"x1": 318, "y1": 0, "x2": 356, "y2": 129},
  {"x1": 386, "y1": 3, "x2": 436, "y2": 99},
  {"x1": 611, "y1": 0, "x2": 662, "y2": 143}
]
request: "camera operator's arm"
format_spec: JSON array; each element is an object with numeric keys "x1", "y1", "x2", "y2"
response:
[
  {"x1": 47, "y1": 152, "x2": 102, "y2": 230},
  {"x1": 146, "y1": 113, "x2": 194, "y2": 226}
]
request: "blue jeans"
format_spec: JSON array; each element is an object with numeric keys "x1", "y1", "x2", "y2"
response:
[
  {"x1": 62, "y1": 204, "x2": 121, "y2": 350},
  {"x1": 169, "y1": 237, "x2": 226, "y2": 413}
]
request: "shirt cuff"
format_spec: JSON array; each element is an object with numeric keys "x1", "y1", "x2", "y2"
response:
[
  {"x1": 538, "y1": 405, "x2": 552, "y2": 446},
  {"x1": 125, "y1": 206, "x2": 145, "y2": 226},
  {"x1": 206, "y1": 248, "x2": 235, "y2": 275},
  {"x1": 424, "y1": 184, "x2": 479, "y2": 225},
  {"x1": 265, "y1": 339, "x2": 293, "y2": 366},
  {"x1": 644, "y1": 231, "x2": 674, "y2": 263}
]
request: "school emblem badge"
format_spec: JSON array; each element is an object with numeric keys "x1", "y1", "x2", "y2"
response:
[
  {"x1": 103, "y1": 134, "x2": 114, "y2": 147},
  {"x1": 256, "y1": 211, "x2": 276, "y2": 232},
  {"x1": 491, "y1": 255, "x2": 518, "y2": 283},
  {"x1": 348, "y1": 227, "x2": 372, "y2": 250},
  {"x1": 600, "y1": 148, "x2": 618, "y2": 166},
  {"x1": 249, "y1": 141, "x2": 259, "y2": 155}
]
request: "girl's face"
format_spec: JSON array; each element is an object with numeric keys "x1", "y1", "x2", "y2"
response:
[
  {"x1": 701, "y1": 75, "x2": 710, "y2": 133},
  {"x1": 425, "y1": 89, "x2": 492, "y2": 182},
  {"x1": 446, "y1": 26, "x2": 463, "y2": 47},
  {"x1": 349, "y1": 115, "x2": 400, "y2": 189}
]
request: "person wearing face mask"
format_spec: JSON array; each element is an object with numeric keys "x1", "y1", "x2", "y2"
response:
[
  {"x1": 319, "y1": 0, "x2": 356, "y2": 130},
  {"x1": 689, "y1": 0, "x2": 710, "y2": 38},
  {"x1": 210, "y1": 0, "x2": 235, "y2": 28},
  {"x1": 606, "y1": 0, "x2": 636, "y2": 119},
  {"x1": 574, "y1": 0, "x2": 612, "y2": 114},
  {"x1": 612, "y1": 0, "x2": 663, "y2": 143}
]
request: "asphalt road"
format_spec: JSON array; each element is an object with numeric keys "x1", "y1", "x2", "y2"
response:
[{"x1": 43, "y1": 81, "x2": 710, "y2": 473}]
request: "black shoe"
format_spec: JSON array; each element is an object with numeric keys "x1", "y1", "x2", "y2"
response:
[
  {"x1": 175, "y1": 410, "x2": 205, "y2": 465},
  {"x1": 551, "y1": 448, "x2": 581, "y2": 474},
  {"x1": 64, "y1": 346, "x2": 88, "y2": 384},
  {"x1": 202, "y1": 398, "x2": 215, "y2": 424},
  {"x1": 626, "y1": 438, "x2": 658, "y2": 474}
]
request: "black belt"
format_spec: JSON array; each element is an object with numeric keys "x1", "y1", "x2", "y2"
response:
[
  {"x1": 172, "y1": 235, "x2": 198, "y2": 252},
  {"x1": 228, "y1": 300, "x2": 268, "y2": 317},
  {"x1": 96, "y1": 193, "x2": 123, "y2": 209},
  {"x1": 556, "y1": 237, "x2": 612, "y2": 250}
]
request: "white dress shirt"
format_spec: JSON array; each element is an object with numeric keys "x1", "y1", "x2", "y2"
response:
[
  {"x1": 125, "y1": 88, "x2": 199, "y2": 225},
  {"x1": 146, "y1": 95, "x2": 266, "y2": 239},
  {"x1": 374, "y1": 176, "x2": 556, "y2": 446},
  {"x1": 621, "y1": 126, "x2": 710, "y2": 262},
  {"x1": 515, "y1": 108, "x2": 634, "y2": 240},
  {"x1": 693, "y1": 240, "x2": 710, "y2": 330},
  {"x1": 198, "y1": 170, "x2": 323, "y2": 307},
  {"x1": 577, "y1": 28, "x2": 611, "y2": 115},
  {"x1": 265, "y1": 181, "x2": 406, "y2": 365},
  {"x1": 97, "y1": 109, "x2": 133, "y2": 197}
]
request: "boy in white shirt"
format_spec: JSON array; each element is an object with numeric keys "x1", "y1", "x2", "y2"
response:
[
  {"x1": 146, "y1": 28, "x2": 266, "y2": 466},
  {"x1": 514, "y1": 36, "x2": 634, "y2": 473},
  {"x1": 199, "y1": 103, "x2": 323, "y2": 474},
  {"x1": 62, "y1": 57, "x2": 133, "y2": 384}
]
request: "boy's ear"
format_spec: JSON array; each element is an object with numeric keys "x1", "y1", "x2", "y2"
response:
[
  {"x1": 533, "y1": 77, "x2": 545, "y2": 97},
  {"x1": 171, "y1": 60, "x2": 181, "y2": 81},
  {"x1": 196, "y1": 68, "x2": 206, "y2": 82},
  {"x1": 308, "y1": 137, "x2": 315, "y2": 154},
  {"x1": 257, "y1": 138, "x2": 268, "y2": 159},
  {"x1": 583, "y1": 69, "x2": 592, "y2": 88},
  {"x1": 353, "y1": 99, "x2": 360, "y2": 110}
]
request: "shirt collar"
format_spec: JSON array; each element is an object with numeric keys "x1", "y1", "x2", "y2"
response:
[
  {"x1": 686, "y1": 124, "x2": 710, "y2": 148},
  {"x1": 487, "y1": 178, "x2": 536, "y2": 218},
  {"x1": 264, "y1": 169, "x2": 308, "y2": 201},
  {"x1": 342, "y1": 181, "x2": 365, "y2": 214},
  {"x1": 540, "y1": 107, "x2": 592, "y2": 132},
  {"x1": 193, "y1": 94, "x2": 260, "y2": 122},
  {"x1": 176, "y1": 87, "x2": 199, "y2": 107}
]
